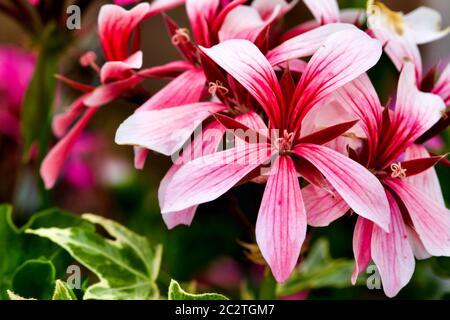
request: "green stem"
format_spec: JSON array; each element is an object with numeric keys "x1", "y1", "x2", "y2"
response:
[{"x1": 259, "y1": 267, "x2": 277, "y2": 299}]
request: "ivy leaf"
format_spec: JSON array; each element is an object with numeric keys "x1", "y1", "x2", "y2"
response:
[
  {"x1": 7, "y1": 290, "x2": 36, "y2": 300},
  {"x1": 168, "y1": 280, "x2": 229, "y2": 300},
  {"x1": 0, "y1": 204, "x2": 88, "y2": 300},
  {"x1": 27, "y1": 214, "x2": 163, "y2": 300},
  {"x1": 52, "y1": 280, "x2": 77, "y2": 300},
  {"x1": 7, "y1": 280, "x2": 76, "y2": 300},
  {"x1": 11, "y1": 259, "x2": 56, "y2": 300},
  {"x1": 276, "y1": 239, "x2": 358, "y2": 297}
]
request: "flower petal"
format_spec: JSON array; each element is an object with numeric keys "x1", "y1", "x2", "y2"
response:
[
  {"x1": 406, "y1": 226, "x2": 431, "y2": 260},
  {"x1": 378, "y1": 63, "x2": 446, "y2": 165},
  {"x1": 404, "y1": 6, "x2": 450, "y2": 45},
  {"x1": 161, "y1": 143, "x2": 274, "y2": 212},
  {"x1": 234, "y1": 110, "x2": 268, "y2": 134},
  {"x1": 100, "y1": 51, "x2": 143, "y2": 83},
  {"x1": 303, "y1": 183, "x2": 349, "y2": 227},
  {"x1": 266, "y1": 23, "x2": 357, "y2": 67},
  {"x1": 137, "y1": 68, "x2": 205, "y2": 112},
  {"x1": 351, "y1": 216, "x2": 373, "y2": 284},
  {"x1": 291, "y1": 29, "x2": 382, "y2": 127},
  {"x1": 303, "y1": 0, "x2": 340, "y2": 23},
  {"x1": 367, "y1": 2, "x2": 423, "y2": 79},
  {"x1": 200, "y1": 40, "x2": 283, "y2": 126},
  {"x1": 404, "y1": 144, "x2": 445, "y2": 207},
  {"x1": 371, "y1": 191, "x2": 415, "y2": 298},
  {"x1": 83, "y1": 75, "x2": 144, "y2": 107},
  {"x1": 294, "y1": 143, "x2": 390, "y2": 231},
  {"x1": 52, "y1": 93, "x2": 89, "y2": 138},
  {"x1": 115, "y1": 102, "x2": 226, "y2": 156},
  {"x1": 219, "y1": 5, "x2": 281, "y2": 43},
  {"x1": 256, "y1": 155, "x2": 306, "y2": 282},
  {"x1": 433, "y1": 62, "x2": 450, "y2": 105},
  {"x1": 334, "y1": 73, "x2": 382, "y2": 164},
  {"x1": 159, "y1": 121, "x2": 226, "y2": 229},
  {"x1": 98, "y1": 3, "x2": 150, "y2": 61},
  {"x1": 186, "y1": 0, "x2": 220, "y2": 46},
  {"x1": 385, "y1": 178, "x2": 450, "y2": 256},
  {"x1": 132, "y1": 68, "x2": 206, "y2": 168},
  {"x1": 40, "y1": 108, "x2": 97, "y2": 189},
  {"x1": 252, "y1": 0, "x2": 298, "y2": 19}
]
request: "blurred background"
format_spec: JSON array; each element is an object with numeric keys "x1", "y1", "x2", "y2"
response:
[{"x1": 0, "y1": 0, "x2": 449, "y2": 299}]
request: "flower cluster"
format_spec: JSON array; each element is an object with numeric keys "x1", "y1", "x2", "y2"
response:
[{"x1": 40, "y1": 0, "x2": 450, "y2": 297}]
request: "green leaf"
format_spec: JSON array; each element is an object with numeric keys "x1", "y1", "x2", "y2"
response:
[
  {"x1": 276, "y1": 239, "x2": 358, "y2": 297},
  {"x1": 11, "y1": 260, "x2": 55, "y2": 300},
  {"x1": 168, "y1": 280, "x2": 229, "y2": 300},
  {"x1": 0, "y1": 204, "x2": 88, "y2": 300},
  {"x1": 7, "y1": 290, "x2": 36, "y2": 300},
  {"x1": 27, "y1": 214, "x2": 163, "y2": 300},
  {"x1": 52, "y1": 280, "x2": 77, "y2": 300}
]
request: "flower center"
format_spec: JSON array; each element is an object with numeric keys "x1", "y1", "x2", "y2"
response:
[
  {"x1": 171, "y1": 28, "x2": 191, "y2": 46},
  {"x1": 390, "y1": 162, "x2": 407, "y2": 178},
  {"x1": 275, "y1": 130, "x2": 294, "y2": 154}
]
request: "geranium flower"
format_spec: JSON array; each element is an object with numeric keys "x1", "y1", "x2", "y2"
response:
[
  {"x1": 367, "y1": 0, "x2": 450, "y2": 81},
  {"x1": 115, "y1": 22, "x2": 358, "y2": 228},
  {"x1": 0, "y1": 46, "x2": 35, "y2": 143},
  {"x1": 117, "y1": 0, "x2": 306, "y2": 169},
  {"x1": 156, "y1": 29, "x2": 390, "y2": 282},
  {"x1": 40, "y1": 1, "x2": 186, "y2": 189},
  {"x1": 304, "y1": 62, "x2": 448, "y2": 297}
]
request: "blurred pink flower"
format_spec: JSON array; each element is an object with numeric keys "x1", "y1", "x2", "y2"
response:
[
  {"x1": 197, "y1": 257, "x2": 243, "y2": 290},
  {"x1": 0, "y1": 46, "x2": 35, "y2": 142},
  {"x1": 62, "y1": 133, "x2": 103, "y2": 189},
  {"x1": 40, "y1": 1, "x2": 185, "y2": 189}
]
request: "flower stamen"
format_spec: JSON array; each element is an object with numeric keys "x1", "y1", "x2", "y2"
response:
[
  {"x1": 79, "y1": 51, "x2": 100, "y2": 73},
  {"x1": 275, "y1": 130, "x2": 294, "y2": 154},
  {"x1": 171, "y1": 28, "x2": 191, "y2": 46},
  {"x1": 390, "y1": 162, "x2": 407, "y2": 178},
  {"x1": 208, "y1": 80, "x2": 229, "y2": 96}
]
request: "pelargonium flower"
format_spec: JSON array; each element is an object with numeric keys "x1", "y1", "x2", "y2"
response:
[
  {"x1": 432, "y1": 62, "x2": 450, "y2": 106},
  {"x1": 155, "y1": 29, "x2": 391, "y2": 282},
  {"x1": 0, "y1": 46, "x2": 35, "y2": 143},
  {"x1": 115, "y1": 22, "x2": 358, "y2": 228},
  {"x1": 304, "y1": 62, "x2": 448, "y2": 297},
  {"x1": 118, "y1": 0, "x2": 304, "y2": 169},
  {"x1": 367, "y1": 0, "x2": 450, "y2": 81},
  {"x1": 40, "y1": 1, "x2": 186, "y2": 189}
]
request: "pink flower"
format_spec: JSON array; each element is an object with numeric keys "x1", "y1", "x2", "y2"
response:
[
  {"x1": 40, "y1": 2, "x2": 185, "y2": 189},
  {"x1": 305, "y1": 62, "x2": 448, "y2": 297},
  {"x1": 61, "y1": 133, "x2": 103, "y2": 189},
  {"x1": 156, "y1": 29, "x2": 390, "y2": 282},
  {"x1": 117, "y1": 0, "x2": 304, "y2": 169},
  {"x1": 115, "y1": 23, "x2": 359, "y2": 228},
  {"x1": 432, "y1": 62, "x2": 450, "y2": 106},
  {"x1": 0, "y1": 46, "x2": 35, "y2": 142},
  {"x1": 367, "y1": 1, "x2": 450, "y2": 81}
]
